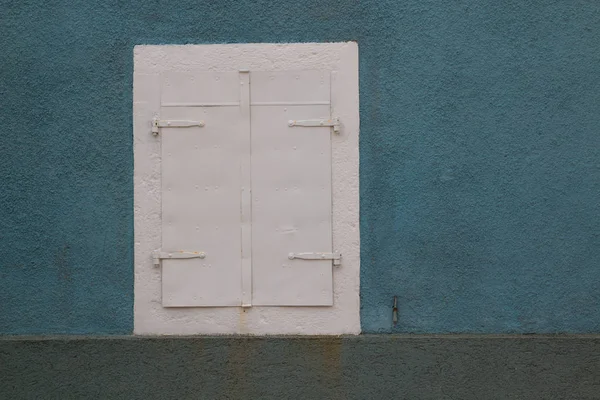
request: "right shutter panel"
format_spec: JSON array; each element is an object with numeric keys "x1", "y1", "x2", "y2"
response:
[{"x1": 250, "y1": 71, "x2": 334, "y2": 306}]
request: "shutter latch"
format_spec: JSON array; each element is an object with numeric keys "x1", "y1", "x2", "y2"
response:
[
  {"x1": 288, "y1": 252, "x2": 342, "y2": 266},
  {"x1": 288, "y1": 117, "x2": 340, "y2": 133},
  {"x1": 152, "y1": 117, "x2": 205, "y2": 136},
  {"x1": 152, "y1": 250, "x2": 206, "y2": 267}
]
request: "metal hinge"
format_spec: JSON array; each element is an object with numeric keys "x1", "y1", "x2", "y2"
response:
[
  {"x1": 288, "y1": 252, "x2": 342, "y2": 266},
  {"x1": 152, "y1": 250, "x2": 206, "y2": 267},
  {"x1": 288, "y1": 117, "x2": 340, "y2": 133},
  {"x1": 152, "y1": 117, "x2": 205, "y2": 136}
]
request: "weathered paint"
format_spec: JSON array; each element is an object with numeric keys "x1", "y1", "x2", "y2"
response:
[
  {"x1": 2, "y1": 336, "x2": 600, "y2": 399},
  {"x1": 134, "y1": 44, "x2": 360, "y2": 335},
  {"x1": 1, "y1": 1, "x2": 600, "y2": 334}
]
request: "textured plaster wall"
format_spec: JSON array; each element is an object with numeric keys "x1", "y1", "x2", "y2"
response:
[{"x1": 1, "y1": 1, "x2": 600, "y2": 334}]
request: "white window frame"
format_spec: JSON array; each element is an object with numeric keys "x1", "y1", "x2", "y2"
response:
[{"x1": 133, "y1": 43, "x2": 360, "y2": 335}]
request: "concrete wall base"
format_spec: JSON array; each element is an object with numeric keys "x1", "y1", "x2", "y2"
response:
[{"x1": 2, "y1": 335, "x2": 599, "y2": 399}]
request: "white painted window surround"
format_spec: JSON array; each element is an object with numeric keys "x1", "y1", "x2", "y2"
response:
[{"x1": 134, "y1": 43, "x2": 359, "y2": 335}]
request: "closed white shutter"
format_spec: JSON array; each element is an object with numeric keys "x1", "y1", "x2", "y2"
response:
[
  {"x1": 250, "y1": 71, "x2": 334, "y2": 306},
  {"x1": 155, "y1": 70, "x2": 335, "y2": 307},
  {"x1": 159, "y1": 71, "x2": 244, "y2": 307}
]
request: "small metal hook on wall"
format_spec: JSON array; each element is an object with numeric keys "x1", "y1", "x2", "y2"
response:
[{"x1": 392, "y1": 296, "x2": 398, "y2": 326}]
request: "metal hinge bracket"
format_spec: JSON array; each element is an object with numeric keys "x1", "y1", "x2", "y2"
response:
[
  {"x1": 152, "y1": 250, "x2": 206, "y2": 267},
  {"x1": 288, "y1": 117, "x2": 340, "y2": 133},
  {"x1": 152, "y1": 117, "x2": 205, "y2": 136},
  {"x1": 288, "y1": 252, "x2": 342, "y2": 266}
]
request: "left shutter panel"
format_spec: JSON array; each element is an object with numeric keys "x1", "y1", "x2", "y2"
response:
[{"x1": 159, "y1": 71, "x2": 243, "y2": 307}]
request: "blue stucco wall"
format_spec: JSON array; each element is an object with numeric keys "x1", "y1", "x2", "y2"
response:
[{"x1": 1, "y1": 1, "x2": 599, "y2": 334}]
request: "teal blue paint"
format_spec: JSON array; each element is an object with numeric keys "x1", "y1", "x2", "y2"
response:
[{"x1": 1, "y1": 1, "x2": 600, "y2": 334}]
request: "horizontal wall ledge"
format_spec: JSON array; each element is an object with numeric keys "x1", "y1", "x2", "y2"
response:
[
  {"x1": 2, "y1": 335, "x2": 600, "y2": 399},
  {"x1": 3, "y1": 333, "x2": 600, "y2": 340}
]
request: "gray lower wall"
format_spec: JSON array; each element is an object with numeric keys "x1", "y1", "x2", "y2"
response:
[{"x1": 2, "y1": 335, "x2": 600, "y2": 399}]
